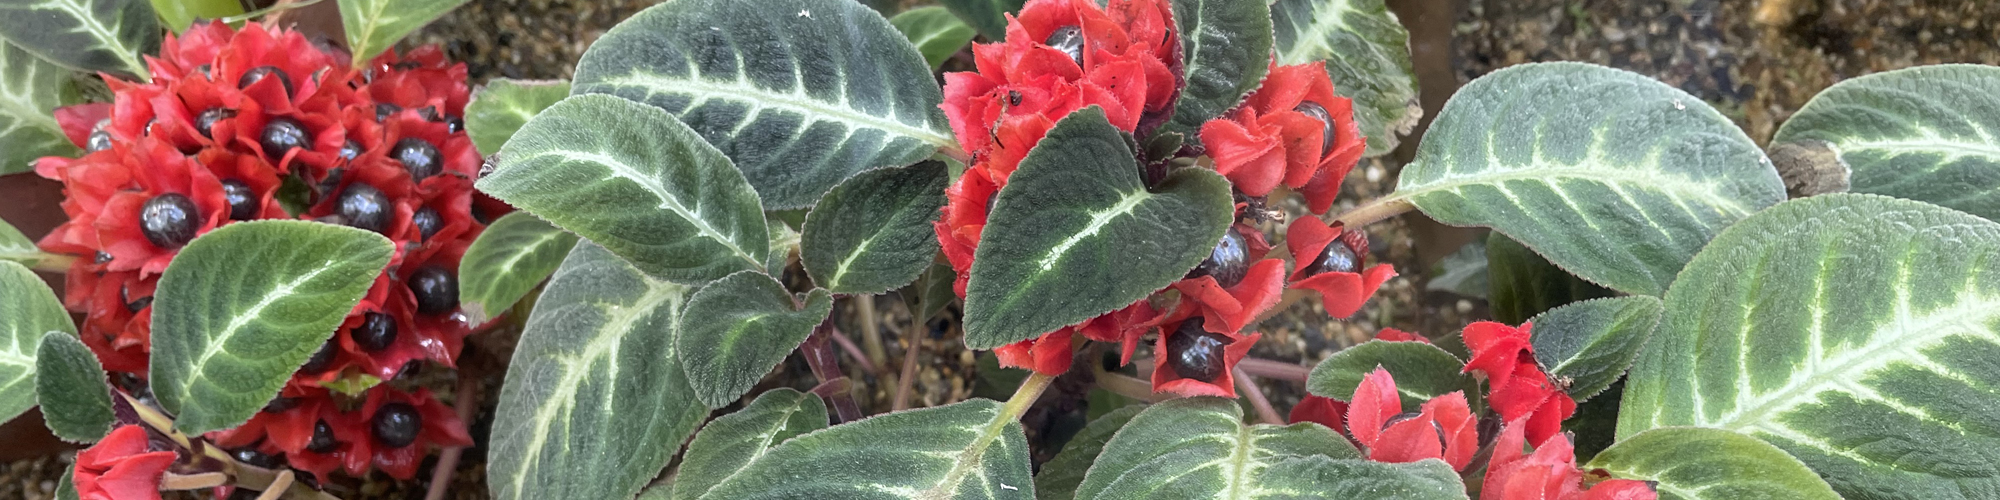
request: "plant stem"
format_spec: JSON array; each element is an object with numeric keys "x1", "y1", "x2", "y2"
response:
[
  {"x1": 827, "y1": 327, "x2": 881, "y2": 375},
  {"x1": 1091, "y1": 366, "x2": 1165, "y2": 403},
  {"x1": 1234, "y1": 368, "x2": 1284, "y2": 425},
  {"x1": 804, "y1": 319, "x2": 865, "y2": 422},
  {"x1": 1236, "y1": 357, "x2": 1311, "y2": 383},
  {"x1": 891, "y1": 324, "x2": 922, "y2": 411},
  {"x1": 1330, "y1": 196, "x2": 1415, "y2": 228},
  {"x1": 855, "y1": 295, "x2": 889, "y2": 371},
  {"x1": 999, "y1": 372, "x2": 1057, "y2": 422},
  {"x1": 28, "y1": 252, "x2": 77, "y2": 273},
  {"x1": 161, "y1": 472, "x2": 227, "y2": 490},
  {"x1": 425, "y1": 372, "x2": 482, "y2": 500}
]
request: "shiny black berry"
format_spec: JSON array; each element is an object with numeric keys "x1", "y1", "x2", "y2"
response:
[
  {"x1": 408, "y1": 266, "x2": 459, "y2": 315},
  {"x1": 263, "y1": 397, "x2": 299, "y2": 413},
  {"x1": 121, "y1": 285, "x2": 151, "y2": 313},
  {"x1": 94, "y1": 251, "x2": 113, "y2": 264},
  {"x1": 1307, "y1": 240, "x2": 1359, "y2": 277},
  {"x1": 411, "y1": 207, "x2": 442, "y2": 241},
  {"x1": 306, "y1": 420, "x2": 338, "y2": 453},
  {"x1": 351, "y1": 312, "x2": 398, "y2": 352},
  {"x1": 238, "y1": 66, "x2": 294, "y2": 97},
  {"x1": 259, "y1": 117, "x2": 311, "y2": 159},
  {"x1": 340, "y1": 140, "x2": 362, "y2": 161},
  {"x1": 392, "y1": 137, "x2": 442, "y2": 181},
  {"x1": 372, "y1": 402, "x2": 422, "y2": 448},
  {"x1": 395, "y1": 360, "x2": 423, "y2": 380},
  {"x1": 194, "y1": 108, "x2": 234, "y2": 139},
  {"x1": 336, "y1": 183, "x2": 391, "y2": 234},
  {"x1": 139, "y1": 193, "x2": 199, "y2": 249},
  {"x1": 1293, "y1": 101, "x2": 1335, "y2": 154},
  {"x1": 444, "y1": 115, "x2": 464, "y2": 134},
  {"x1": 1188, "y1": 229, "x2": 1249, "y2": 288},
  {"x1": 1045, "y1": 25, "x2": 1084, "y2": 67},
  {"x1": 233, "y1": 447, "x2": 283, "y2": 468},
  {"x1": 87, "y1": 120, "x2": 112, "y2": 152},
  {"x1": 1166, "y1": 318, "x2": 1228, "y2": 383},
  {"x1": 300, "y1": 340, "x2": 337, "y2": 374},
  {"x1": 221, "y1": 179, "x2": 257, "y2": 220},
  {"x1": 375, "y1": 103, "x2": 400, "y2": 122}
]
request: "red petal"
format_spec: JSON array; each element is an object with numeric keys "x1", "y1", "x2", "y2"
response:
[
  {"x1": 1375, "y1": 328, "x2": 1431, "y2": 343},
  {"x1": 55, "y1": 103, "x2": 112, "y2": 148},
  {"x1": 1423, "y1": 392, "x2": 1478, "y2": 471},
  {"x1": 1583, "y1": 479, "x2": 1660, "y2": 500},
  {"x1": 1369, "y1": 413, "x2": 1443, "y2": 464},
  {"x1": 1288, "y1": 395, "x2": 1349, "y2": 434},
  {"x1": 1345, "y1": 367, "x2": 1401, "y2": 447},
  {"x1": 1289, "y1": 263, "x2": 1397, "y2": 319}
]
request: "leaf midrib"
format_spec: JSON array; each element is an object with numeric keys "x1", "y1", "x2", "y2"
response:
[
  {"x1": 1274, "y1": 0, "x2": 1355, "y2": 64},
  {"x1": 1036, "y1": 190, "x2": 1151, "y2": 271},
  {"x1": 1399, "y1": 163, "x2": 1755, "y2": 218},
  {"x1": 595, "y1": 72, "x2": 951, "y2": 148},
  {"x1": 43, "y1": 0, "x2": 148, "y2": 78},
  {"x1": 922, "y1": 405, "x2": 1011, "y2": 497},
  {"x1": 175, "y1": 262, "x2": 336, "y2": 408},
  {"x1": 1838, "y1": 136, "x2": 2000, "y2": 162},
  {"x1": 471, "y1": 227, "x2": 571, "y2": 297},
  {"x1": 525, "y1": 150, "x2": 763, "y2": 270}
]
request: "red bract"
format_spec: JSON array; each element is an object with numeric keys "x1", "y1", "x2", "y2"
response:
[
  {"x1": 1462, "y1": 321, "x2": 1576, "y2": 445},
  {"x1": 338, "y1": 387, "x2": 473, "y2": 480},
  {"x1": 1375, "y1": 327, "x2": 1431, "y2": 343},
  {"x1": 1288, "y1": 395, "x2": 1350, "y2": 435},
  {"x1": 1149, "y1": 317, "x2": 1258, "y2": 398},
  {"x1": 1483, "y1": 416, "x2": 1658, "y2": 500},
  {"x1": 1285, "y1": 217, "x2": 1396, "y2": 319},
  {"x1": 1165, "y1": 225, "x2": 1286, "y2": 335},
  {"x1": 994, "y1": 327, "x2": 1076, "y2": 375},
  {"x1": 73, "y1": 425, "x2": 177, "y2": 500},
  {"x1": 1346, "y1": 368, "x2": 1477, "y2": 471},
  {"x1": 1198, "y1": 62, "x2": 1364, "y2": 208}
]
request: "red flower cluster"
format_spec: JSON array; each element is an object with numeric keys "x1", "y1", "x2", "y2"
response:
[
  {"x1": 73, "y1": 425, "x2": 177, "y2": 500},
  {"x1": 1346, "y1": 368, "x2": 1477, "y2": 470},
  {"x1": 1285, "y1": 217, "x2": 1396, "y2": 320},
  {"x1": 1464, "y1": 321, "x2": 1577, "y2": 445},
  {"x1": 34, "y1": 21, "x2": 486, "y2": 480},
  {"x1": 1199, "y1": 62, "x2": 1365, "y2": 213},
  {"x1": 1485, "y1": 416, "x2": 1658, "y2": 500}
]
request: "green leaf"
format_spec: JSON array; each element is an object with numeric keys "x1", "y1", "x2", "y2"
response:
[
  {"x1": 1588, "y1": 427, "x2": 1841, "y2": 500},
  {"x1": 479, "y1": 94, "x2": 771, "y2": 284},
  {"x1": 0, "y1": 260, "x2": 71, "y2": 424},
  {"x1": 963, "y1": 107, "x2": 1233, "y2": 348},
  {"x1": 148, "y1": 0, "x2": 240, "y2": 33},
  {"x1": 0, "y1": 39, "x2": 81, "y2": 176},
  {"x1": 890, "y1": 6, "x2": 976, "y2": 71},
  {"x1": 671, "y1": 388, "x2": 828, "y2": 500},
  {"x1": 572, "y1": 0, "x2": 953, "y2": 209},
  {"x1": 489, "y1": 242, "x2": 708, "y2": 500},
  {"x1": 1425, "y1": 240, "x2": 1488, "y2": 298},
  {"x1": 697, "y1": 398, "x2": 1034, "y2": 500},
  {"x1": 465, "y1": 79, "x2": 570, "y2": 156},
  {"x1": 1305, "y1": 340, "x2": 1477, "y2": 409},
  {"x1": 1394, "y1": 62, "x2": 1785, "y2": 297},
  {"x1": 677, "y1": 272, "x2": 835, "y2": 408},
  {"x1": 337, "y1": 0, "x2": 469, "y2": 64},
  {"x1": 1036, "y1": 405, "x2": 1143, "y2": 500},
  {"x1": 1486, "y1": 232, "x2": 1614, "y2": 325},
  {"x1": 1771, "y1": 64, "x2": 2000, "y2": 220},
  {"x1": 1271, "y1": 0, "x2": 1421, "y2": 156},
  {"x1": 902, "y1": 256, "x2": 958, "y2": 323},
  {"x1": 34, "y1": 331, "x2": 111, "y2": 442},
  {"x1": 56, "y1": 468, "x2": 77, "y2": 500},
  {"x1": 1159, "y1": 0, "x2": 1273, "y2": 143},
  {"x1": 763, "y1": 214, "x2": 800, "y2": 275},
  {"x1": 0, "y1": 218, "x2": 56, "y2": 268},
  {"x1": 1527, "y1": 296, "x2": 1661, "y2": 402},
  {"x1": 937, "y1": 0, "x2": 1025, "y2": 40},
  {"x1": 457, "y1": 212, "x2": 579, "y2": 325},
  {"x1": 148, "y1": 221, "x2": 393, "y2": 435},
  {"x1": 1255, "y1": 457, "x2": 1471, "y2": 500},
  {"x1": 0, "y1": 0, "x2": 156, "y2": 80},
  {"x1": 1619, "y1": 193, "x2": 2000, "y2": 499},
  {"x1": 802, "y1": 161, "x2": 948, "y2": 294}
]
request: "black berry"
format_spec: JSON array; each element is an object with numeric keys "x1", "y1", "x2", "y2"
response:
[
  {"x1": 306, "y1": 420, "x2": 338, "y2": 453},
  {"x1": 1166, "y1": 318, "x2": 1228, "y2": 383},
  {"x1": 139, "y1": 193, "x2": 199, "y2": 249},
  {"x1": 94, "y1": 251, "x2": 112, "y2": 264},
  {"x1": 121, "y1": 285, "x2": 151, "y2": 313},
  {"x1": 238, "y1": 66, "x2": 294, "y2": 97},
  {"x1": 340, "y1": 140, "x2": 362, "y2": 161},
  {"x1": 221, "y1": 179, "x2": 257, "y2": 220},
  {"x1": 351, "y1": 312, "x2": 398, "y2": 352},
  {"x1": 371, "y1": 402, "x2": 422, "y2": 448},
  {"x1": 444, "y1": 115, "x2": 464, "y2": 134},
  {"x1": 1045, "y1": 25, "x2": 1084, "y2": 67},
  {"x1": 391, "y1": 137, "x2": 442, "y2": 181},
  {"x1": 87, "y1": 119, "x2": 112, "y2": 152},
  {"x1": 411, "y1": 206, "x2": 442, "y2": 241},
  {"x1": 259, "y1": 117, "x2": 311, "y2": 159},
  {"x1": 1293, "y1": 101, "x2": 1335, "y2": 155},
  {"x1": 1189, "y1": 229, "x2": 1249, "y2": 288},
  {"x1": 1307, "y1": 239, "x2": 1359, "y2": 277},
  {"x1": 375, "y1": 103, "x2": 400, "y2": 122},
  {"x1": 194, "y1": 108, "x2": 234, "y2": 139},
  {"x1": 335, "y1": 183, "x2": 391, "y2": 234},
  {"x1": 407, "y1": 266, "x2": 459, "y2": 315},
  {"x1": 233, "y1": 447, "x2": 283, "y2": 468},
  {"x1": 300, "y1": 340, "x2": 337, "y2": 374}
]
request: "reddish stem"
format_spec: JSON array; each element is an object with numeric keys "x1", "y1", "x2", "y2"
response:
[
  {"x1": 804, "y1": 320, "x2": 865, "y2": 422},
  {"x1": 827, "y1": 327, "x2": 882, "y2": 374},
  {"x1": 891, "y1": 326, "x2": 922, "y2": 411},
  {"x1": 1236, "y1": 357, "x2": 1311, "y2": 383},
  {"x1": 424, "y1": 372, "x2": 481, "y2": 500},
  {"x1": 1234, "y1": 367, "x2": 1284, "y2": 425}
]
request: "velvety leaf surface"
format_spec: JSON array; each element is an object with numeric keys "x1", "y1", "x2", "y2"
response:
[
  {"x1": 890, "y1": 6, "x2": 977, "y2": 71},
  {"x1": 0, "y1": 261, "x2": 71, "y2": 424},
  {"x1": 901, "y1": 257, "x2": 956, "y2": 323},
  {"x1": 573, "y1": 0, "x2": 953, "y2": 209},
  {"x1": 55, "y1": 468, "x2": 76, "y2": 500},
  {"x1": 0, "y1": 39, "x2": 79, "y2": 176},
  {"x1": 671, "y1": 388, "x2": 828, "y2": 500},
  {"x1": 337, "y1": 0, "x2": 469, "y2": 63},
  {"x1": 802, "y1": 161, "x2": 947, "y2": 294},
  {"x1": 1619, "y1": 193, "x2": 2000, "y2": 500},
  {"x1": 148, "y1": 221, "x2": 392, "y2": 434},
  {"x1": 488, "y1": 242, "x2": 708, "y2": 500},
  {"x1": 1270, "y1": 0, "x2": 1421, "y2": 156},
  {"x1": 457, "y1": 212, "x2": 579, "y2": 325},
  {"x1": 1772, "y1": 64, "x2": 2000, "y2": 220},
  {"x1": 1160, "y1": 0, "x2": 1273, "y2": 143},
  {"x1": 147, "y1": 0, "x2": 240, "y2": 33},
  {"x1": 1306, "y1": 340, "x2": 1476, "y2": 409},
  {"x1": 480, "y1": 94, "x2": 770, "y2": 284},
  {"x1": 1425, "y1": 240, "x2": 1488, "y2": 299},
  {"x1": 1036, "y1": 405, "x2": 1143, "y2": 500},
  {"x1": 34, "y1": 331, "x2": 111, "y2": 442},
  {"x1": 937, "y1": 0, "x2": 1026, "y2": 40},
  {"x1": 0, "y1": 0, "x2": 155, "y2": 79},
  {"x1": 697, "y1": 398, "x2": 1035, "y2": 500},
  {"x1": 1529, "y1": 296, "x2": 1662, "y2": 402},
  {"x1": 1588, "y1": 427, "x2": 1840, "y2": 500},
  {"x1": 677, "y1": 272, "x2": 834, "y2": 408},
  {"x1": 763, "y1": 215, "x2": 801, "y2": 275},
  {"x1": 1486, "y1": 232, "x2": 1614, "y2": 325},
  {"x1": 0, "y1": 218, "x2": 53, "y2": 270},
  {"x1": 465, "y1": 79, "x2": 570, "y2": 155},
  {"x1": 1395, "y1": 62, "x2": 1785, "y2": 296},
  {"x1": 1077, "y1": 397, "x2": 1431, "y2": 499},
  {"x1": 963, "y1": 108, "x2": 1233, "y2": 348},
  {"x1": 1253, "y1": 457, "x2": 1468, "y2": 500}
]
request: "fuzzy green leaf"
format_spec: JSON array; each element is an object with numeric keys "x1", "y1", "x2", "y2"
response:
[
  {"x1": 0, "y1": 218, "x2": 55, "y2": 271},
  {"x1": 937, "y1": 0, "x2": 1025, "y2": 40},
  {"x1": 963, "y1": 107, "x2": 1233, "y2": 348},
  {"x1": 34, "y1": 331, "x2": 111, "y2": 442},
  {"x1": 671, "y1": 388, "x2": 828, "y2": 500},
  {"x1": 489, "y1": 242, "x2": 708, "y2": 500},
  {"x1": 1035, "y1": 405, "x2": 1143, "y2": 500},
  {"x1": 1588, "y1": 427, "x2": 1840, "y2": 500},
  {"x1": 479, "y1": 94, "x2": 770, "y2": 284},
  {"x1": 1395, "y1": 62, "x2": 1785, "y2": 296},
  {"x1": 1306, "y1": 340, "x2": 1476, "y2": 409},
  {"x1": 1486, "y1": 232, "x2": 1614, "y2": 325},
  {"x1": 465, "y1": 79, "x2": 570, "y2": 155},
  {"x1": 0, "y1": 0, "x2": 155, "y2": 80},
  {"x1": 457, "y1": 212, "x2": 579, "y2": 325},
  {"x1": 0, "y1": 260, "x2": 72, "y2": 424},
  {"x1": 906, "y1": 257, "x2": 957, "y2": 323},
  {"x1": 1271, "y1": 0, "x2": 1421, "y2": 156},
  {"x1": 678, "y1": 272, "x2": 834, "y2": 408},
  {"x1": 698, "y1": 398, "x2": 1034, "y2": 500},
  {"x1": 337, "y1": 0, "x2": 468, "y2": 64},
  {"x1": 802, "y1": 161, "x2": 948, "y2": 294},
  {"x1": 0, "y1": 39, "x2": 80, "y2": 176},
  {"x1": 891, "y1": 6, "x2": 977, "y2": 71},
  {"x1": 1772, "y1": 64, "x2": 2000, "y2": 221},
  {"x1": 1159, "y1": 0, "x2": 1273, "y2": 143},
  {"x1": 573, "y1": 0, "x2": 952, "y2": 209},
  {"x1": 1528, "y1": 296, "x2": 1661, "y2": 402}
]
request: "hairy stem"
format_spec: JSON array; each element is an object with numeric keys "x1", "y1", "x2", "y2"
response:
[
  {"x1": 804, "y1": 319, "x2": 865, "y2": 422},
  {"x1": 1234, "y1": 368, "x2": 1284, "y2": 425},
  {"x1": 827, "y1": 327, "x2": 881, "y2": 374},
  {"x1": 1000, "y1": 372, "x2": 1057, "y2": 422},
  {"x1": 1330, "y1": 196, "x2": 1415, "y2": 228},
  {"x1": 1236, "y1": 357, "x2": 1311, "y2": 383}
]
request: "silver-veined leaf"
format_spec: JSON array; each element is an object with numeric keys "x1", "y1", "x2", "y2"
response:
[
  {"x1": 0, "y1": 260, "x2": 71, "y2": 423},
  {"x1": 890, "y1": 6, "x2": 976, "y2": 71},
  {"x1": 1619, "y1": 193, "x2": 2000, "y2": 499},
  {"x1": 573, "y1": 0, "x2": 953, "y2": 209},
  {"x1": 35, "y1": 331, "x2": 112, "y2": 442},
  {"x1": 1589, "y1": 427, "x2": 1839, "y2": 500},
  {"x1": 0, "y1": 218, "x2": 56, "y2": 268},
  {"x1": 465, "y1": 79, "x2": 569, "y2": 155},
  {"x1": 963, "y1": 107, "x2": 1233, "y2": 348},
  {"x1": 1772, "y1": 64, "x2": 2000, "y2": 221},
  {"x1": 0, "y1": 39, "x2": 80, "y2": 175},
  {"x1": 1486, "y1": 232, "x2": 1614, "y2": 325},
  {"x1": 488, "y1": 241, "x2": 708, "y2": 500},
  {"x1": 147, "y1": 0, "x2": 240, "y2": 33},
  {"x1": 337, "y1": 0, "x2": 469, "y2": 64},
  {"x1": 0, "y1": 0, "x2": 155, "y2": 80},
  {"x1": 148, "y1": 221, "x2": 393, "y2": 434},
  {"x1": 671, "y1": 388, "x2": 828, "y2": 500},
  {"x1": 457, "y1": 212, "x2": 579, "y2": 325},
  {"x1": 801, "y1": 161, "x2": 947, "y2": 294},
  {"x1": 479, "y1": 94, "x2": 770, "y2": 284},
  {"x1": 1160, "y1": 0, "x2": 1273, "y2": 143},
  {"x1": 697, "y1": 398, "x2": 1034, "y2": 500},
  {"x1": 677, "y1": 272, "x2": 834, "y2": 409},
  {"x1": 1528, "y1": 296, "x2": 1661, "y2": 402},
  {"x1": 902, "y1": 257, "x2": 957, "y2": 323},
  {"x1": 1271, "y1": 0, "x2": 1420, "y2": 156},
  {"x1": 1393, "y1": 62, "x2": 1785, "y2": 296},
  {"x1": 1305, "y1": 339, "x2": 1476, "y2": 409},
  {"x1": 937, "y1": 0, "x2": 1025, "y2": 40},
  {"x1": 1035, "y1": 405, "x2": 1143, "y2": 500}
]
